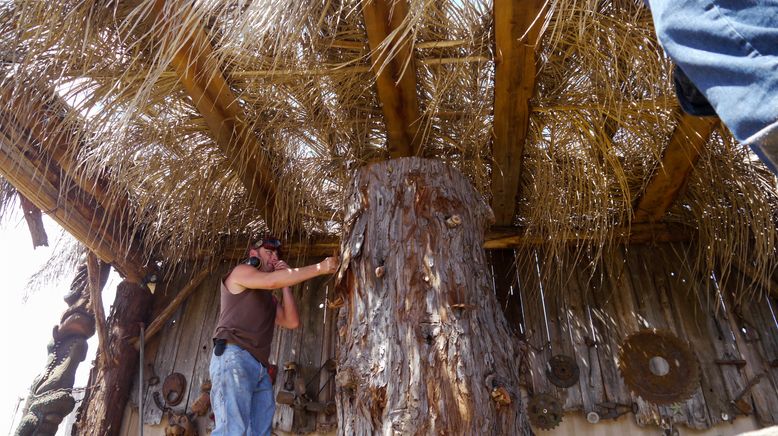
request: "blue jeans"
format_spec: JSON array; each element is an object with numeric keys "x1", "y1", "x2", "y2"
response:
[
  {"x1": 209, "y1": 344, "x2": 274, "y2": 435},
  {"x1": 648, "y1": 0, "x2": 778, "y2": 173}
]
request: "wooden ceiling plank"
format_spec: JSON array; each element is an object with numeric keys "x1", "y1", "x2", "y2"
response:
[
  {"x1": 490, "y1": 0, "x2": 546, "y2": 226},
  {"x1": 634, "y1": 112, "x2": 717, "y2": 223},
  {"x1": 362, "y1": 0, "x2": 422, "y2": 158}
]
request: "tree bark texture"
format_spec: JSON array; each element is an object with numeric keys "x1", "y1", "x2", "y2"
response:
[
  {"x1": 335, "y1": 158, "x2": 530, "y2": 435},
  {"x1": 74, "y1": 280, "x2": 152, "y2": 436}
]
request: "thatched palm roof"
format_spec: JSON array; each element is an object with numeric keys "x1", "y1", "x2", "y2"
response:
[{"x1": 1, "y1": 0, "x2": 776, "y2": 298}]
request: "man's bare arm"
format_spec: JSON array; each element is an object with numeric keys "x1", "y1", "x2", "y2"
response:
[
  {"x1": 225, "y1": 257, "x2": 338, "y2": 293},
  {"x1": 275, "y1": 286, "x2": 300, "y2": 329}
]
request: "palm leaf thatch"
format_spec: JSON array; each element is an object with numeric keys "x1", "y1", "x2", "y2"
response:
[{"x1": 0, "y1": 0, "x2": 776, "y2": 300}]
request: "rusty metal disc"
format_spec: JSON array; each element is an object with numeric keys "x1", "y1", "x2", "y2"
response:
[
  {"x1": 527, "y1": 393, "x2": 563, "y2": 430},
  {"x1": 546, "y1": 354, "x2": 580, "y2": 388},
  {"x1": 618, "y1": 329, "x2": 699, "y2": 405},
  {"x1": 162, "y1": 373, "x2": 187, "y2": 406}
]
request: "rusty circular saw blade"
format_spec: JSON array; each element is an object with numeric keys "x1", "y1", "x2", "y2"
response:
[
  {"x1": 527, "y1": 393, "x2": 563, "y2": 430},
  {"x1": 546, "y1": 354, "x2": 580, "y2": 388},
  {"x1": 618, "y1": 329, "x2": 699, "y2": 405}
]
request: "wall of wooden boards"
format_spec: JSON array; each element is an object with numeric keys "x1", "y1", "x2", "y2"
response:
[
  {"x1": 491, "y1": 242, "x2": 778, "y2": 432},
  {"x1": 120, "y1": 242, "x2": 778, "y2": 434}
]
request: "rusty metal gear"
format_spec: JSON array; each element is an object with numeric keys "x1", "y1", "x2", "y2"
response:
[
  {"x1": 618, "y1": 329, "x2": 699, "y2": 405},
  {"x1": 546, "y1": 354, "x2": 580, "y2": 388},
  {"x1": 527, "y1": 393, "x2": 563, "y2": 430}
]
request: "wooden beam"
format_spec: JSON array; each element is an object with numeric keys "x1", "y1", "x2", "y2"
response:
[
  {"x1": 362, "y1": 0, "x2": 422, "y2": 157},
  {"x1": 634, "y1": 112, "x2": 717, "y2": 223},
  {"x1": 155, "y1": 9, "x2": 280, "y2": 230},
  {"x1": 490, "y1": 0, "x2": 547, "y2": 226},
  {"x1": 0, "y1": 107, "x2": 148, "y2": 283},
  {"x1": 136, "y1": 268, "x2": 211, "y2": 347},
  {"x1": 485, "y1": 223, "x2": 691, "y2": 247},
  {"x1": 216, "y1": 222, "x2": 691, "y2": 259},
  {"x1": 18, "y1": 193, "x2": 48, "y2": 247},
  {"x1": 0, "y1": 84, "x2": 130, "y2": 217}
]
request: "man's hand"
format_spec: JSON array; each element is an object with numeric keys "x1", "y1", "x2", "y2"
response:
[
  {"x1": 319, "y1": 256, "x2": 339, "y2": 274},
  {"x1": 274, "y1": 260, "x2": 290, "y2": 271}
]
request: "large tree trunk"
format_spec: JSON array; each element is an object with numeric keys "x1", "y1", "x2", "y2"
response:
[
  {"x1": 74, "y1": 280, "x2": 152, "y2": 436},
  {"x1": 335, "y1": 158, "x2": 530, "y2": 435}
]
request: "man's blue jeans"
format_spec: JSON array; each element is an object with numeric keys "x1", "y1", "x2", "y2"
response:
[
  {"x1": 648, "y1": 0, "x2": 778, "y2": 173},
  {"x1": 209, "y1": 344, "x2": 274, "y2": 435}
]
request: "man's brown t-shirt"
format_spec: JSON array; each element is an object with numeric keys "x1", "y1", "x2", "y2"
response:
[{"x1": 213, "y1": 280, "x2": 277, "y2": 366}]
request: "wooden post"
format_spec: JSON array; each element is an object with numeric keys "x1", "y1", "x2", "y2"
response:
[
  {"x1": 74, "y1": 280, "x2": 153, "y2": 436},
  {"x1": 335, "y1": 158, "x2": 530, "y2": 435}
]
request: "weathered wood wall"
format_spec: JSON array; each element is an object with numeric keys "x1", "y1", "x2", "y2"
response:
[
  {"x1": 120, "y1": 242, "x2": 777, "y2": 435},
  {"x1": 496, "y1": 242, "x2": 778, "y2": 432}
]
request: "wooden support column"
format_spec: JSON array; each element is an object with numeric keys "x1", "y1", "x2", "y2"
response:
[
  {"x1": 362, "y1": 0, "x2": 423, "y2": 157},
  {"x1": 634, "y1": 112, "x2": 717, "y2": 223},
  {"x1": 74, "y1": 280, "x2": 153, "y2": 436},
  {"x1": 336, "y1": 158, "x2": 530, "y2": 434},
  {"x1": 490, "y1": 0, "x2": 546, "y2": 226}
]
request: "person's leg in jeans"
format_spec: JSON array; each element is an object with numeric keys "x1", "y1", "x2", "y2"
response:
[
  {"x1": 250, "y1": 364, "x2": 275, "y2": 436},
  {"x1": 209, "y1": 344, "x2": 262, "y2": 435},
  {"x1": 648, "y1": 0, "x2": 778, "y2": 172}
]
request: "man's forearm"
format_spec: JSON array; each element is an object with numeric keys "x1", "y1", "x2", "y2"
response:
[{"x1": 280, "y1": 287, "x2": 300, "y2": 328}]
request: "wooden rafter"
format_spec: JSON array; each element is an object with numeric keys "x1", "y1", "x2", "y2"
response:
[
  {"x1": 216, "y1": 222, "x2": 690, "y2": 259},
  {"x1": 152, "y1": 5, "x2": 279, "y2": 229},
  {"x1": 0, "y1": 87, "x2": 149, "y2": 283},
  {"x1": 0, "y1": 84, "x2": 130, "y2": 216},
  {"x1": 634, "y1": 112, "x2": 717, "y2": 223},
  {"x1": 362, "y1": 0, "x2": 422, "y2": 157},
  {"x1": 490, "y1": 0, "x2": 546, "y2": 226}
]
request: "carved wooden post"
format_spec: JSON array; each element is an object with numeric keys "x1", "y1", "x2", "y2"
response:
[
  {"x1": 335, "y1": 158, "x2": 530, "y2": 435},
  {"x1": 15, "y1": 260, "x2": 109, "y2": 436},
  {"x1": 74, "y1": 280, "x2": 152, "y2": 436}
]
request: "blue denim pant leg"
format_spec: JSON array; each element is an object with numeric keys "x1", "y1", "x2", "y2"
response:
[
  {"x1": 210, "y1": 344, "x2": 275, "y2": 436},
  {"x1": 648, "y1": 0, "x2": 778, "y2": 173}
]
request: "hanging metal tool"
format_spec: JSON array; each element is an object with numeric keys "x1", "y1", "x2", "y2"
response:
[
  {"x1": 618, "y1": 329, "x2": 699, "y2": 405},
  {"x1": 730, "y1": 373, "x2": 764, "y2": 416},
  {"x1": 545, "y1": 354, "x2": 580, "y2": 388},
  {"x1": 527, "y1": 393, "x2": 563, "y2": 430}
]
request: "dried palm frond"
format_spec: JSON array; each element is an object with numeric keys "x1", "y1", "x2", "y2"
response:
[{"x1": 0, "y1": 0, "x2": 775, "y2": 302}]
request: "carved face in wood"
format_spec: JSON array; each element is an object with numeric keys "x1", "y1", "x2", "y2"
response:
[{"x1": 165, "y1": 413, "x2": 196, "y2": 436}]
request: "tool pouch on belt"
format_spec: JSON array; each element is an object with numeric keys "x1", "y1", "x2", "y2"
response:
[{"x1": 213, "y1": 338, "x2": 226, "y2": 356}]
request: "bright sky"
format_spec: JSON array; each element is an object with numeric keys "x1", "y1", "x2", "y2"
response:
[{"x1": 0, "y1": 213, "x2": 116, "y2": 435}]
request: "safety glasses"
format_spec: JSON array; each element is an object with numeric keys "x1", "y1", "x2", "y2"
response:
[{"x1": 253, "y1": 238, "x2": 281, "y2": 251}]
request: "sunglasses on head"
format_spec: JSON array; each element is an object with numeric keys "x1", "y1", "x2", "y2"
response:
[{"x1": 253, "y1": 238, "x2": 281, "y2": 251}]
